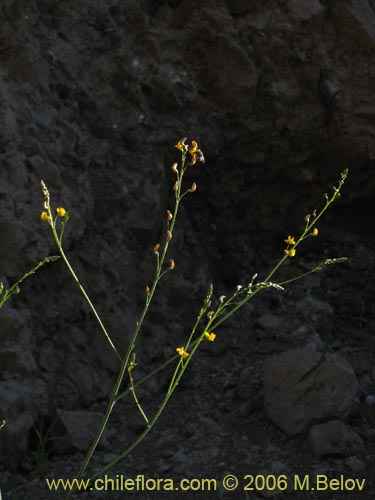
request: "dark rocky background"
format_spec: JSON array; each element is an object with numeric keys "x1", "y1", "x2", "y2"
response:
[{"x1": 1, "y1": 0, "x2": 375, "y2": 498}]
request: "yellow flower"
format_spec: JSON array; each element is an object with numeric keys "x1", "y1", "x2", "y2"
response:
[
  {"x1": 40, "y1": 211, "x2": 51, "y2": 221},
  {"x1": 188, "y1": 140, "x2": 205, "y2": 166},
  {"x1": 205, "y1": 332, "x2": 216, "y2": 342},
  {"x1": 312, "y1": 227, "x2": 318, "y2": 237},
  {"x1": 56, "y1": 207, "x2": 66, "y2": 217},
  {"x1": 189, "y1": 140, "x2": 199, "y2": 154},
  {"x1": 176, "y1": 346, "x2": 189, "y2": 359},
  {"x1": 175, "y1": 138, "x2": 188, "y2": 152},
  {"x1": 284, "y1": 248, "x2": 296, "y2": 257},
  {"x1": 176, "y1": 347, "x2": 190, "y2": 359},
  {"x1": 284, "y1": 235, "x2": 295, "y2": 245}
]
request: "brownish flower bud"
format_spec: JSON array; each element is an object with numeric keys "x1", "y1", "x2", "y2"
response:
[
  {"x1": 169, "y1": 259, "x2": 175, "y2": 270},
  {"x1": 153, "y1": 243, "x2": 160, "y2": 254},
  {"x1": 166, "y1": 210, "x2": 173, "y2": 221},
  {"x1": 171, "y1": 162, "x2": 178, "y2": 173},
  {"x1": 189, "y1": 182, "x2": 197, "y2": 192},
  {"x1": 173, "y1": 181, "x2": 179, "y2": 192},
  {"x1": 166, "y1": 230, "x2": 172, "y2": 241},
  {"x1": 145, "y1": 285, "x2": 150, "y2": 296}
]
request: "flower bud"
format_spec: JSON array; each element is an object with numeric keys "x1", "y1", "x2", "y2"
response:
[
  {"x1": 312, "y1": 227, "x2": 318, "y2": 237},
  {"x1": 153, "y1": 243, "x2": 160, "y2": 254},
  {"x1": 166, "y1": 210, "x2": 173, "y2": 221},
  {"x1": 189, "y1": 182, "x2": 197, "y2": 192},
  {"x1": 56, "y1": 207, "x2": 67, "y2": 217},
  {"x1": 169, "y1": 259, "x2": 175, "y2": 270},
  {"x1": 166, "y1": 230, "x2": 172, "y2": 241},
  {"x1": 173, "y1": 181, "x2": 179, "y2": 192},
  {"x1": 145, "y1": 285, "x2": 150, "y2": 296},
  {"x1": 171, "y1": 162, "x2": 178, "y2": 173}
]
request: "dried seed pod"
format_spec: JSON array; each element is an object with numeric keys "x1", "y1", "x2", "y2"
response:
[{"x1": 153, "y1": 243, "x2": 160, "y2": 254}]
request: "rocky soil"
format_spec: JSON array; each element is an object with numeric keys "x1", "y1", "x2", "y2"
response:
[{"x1": 1, "y1": 0, "x2": 375, "y2": 499}]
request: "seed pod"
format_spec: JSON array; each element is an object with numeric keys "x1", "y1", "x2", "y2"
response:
[
  {"x1": 171, "y1": 162, "x2": 178, "y2": 173},
  {"x1": 190, "y1": 182, "x2": 197, "y2": 192},
  {"x1": 166, "y1": 210, "x2": 173, "y2": 221},
  {"x1": 169, "y1": 259, "x2": 175, "y2": 270},
  {"x1": 166, "y1": 230, "x2": 172, "y2": 241},
  {"x1": 153, "y1": 243, "x2": 160, "y2": 254}
]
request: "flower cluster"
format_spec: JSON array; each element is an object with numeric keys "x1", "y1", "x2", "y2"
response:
[
  {"x1": 284, "y1": 235, "x2": 296, "y2": 257},
  {"x1": 175, "y1": 138, "x2": 205, "y2": 165}
]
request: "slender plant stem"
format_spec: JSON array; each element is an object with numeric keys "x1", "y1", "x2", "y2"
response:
[{"x1": 51, "y1": 231, "x2": 121, "y2": 362}]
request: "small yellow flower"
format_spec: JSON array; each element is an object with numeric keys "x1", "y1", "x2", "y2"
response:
[
  {"x1": 189, "y1": 140, "x2": 199, "y2": 154},
  {"x1": 205, "y1": 332, "x2": 216, "y2": 342},
  {"x1": 40, "y1": 211, "x2": 51, "y2": 221},
  {"x1": 312, "y1": 227, "x2": 318, "y2": 237},
  {"x1": 56, "y1": 207, "x2": 66, "y2": 217},
  {"x1": 188, "y1": 140, "x2": 205, "y2": 166},
  {"x1": 284, "y1": 235, "x2": 295, "y2": 245},
  {"x1": 175, "y1": 138, "x2": 188, "y2": 152},
  {"x1": 176, "y1": 346, "x2": 189, "y2": 359},
  {"x1": 284, "y1": 248, "x2": 296, "y2": 257}
]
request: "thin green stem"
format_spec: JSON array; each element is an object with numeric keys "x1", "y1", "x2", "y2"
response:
[
  {"x1": 128, "y1": 365, "x2": 149, "y2": 427},
  {"x1": 53, "y1": 236, "x2": 121, "y2": 362}
]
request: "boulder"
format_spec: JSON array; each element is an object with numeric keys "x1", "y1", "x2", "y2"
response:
[
  {"x1": 263, "y1": 347, "x2": 358, "y2": 435},
  {"x1": 309, "y1": 420, "x2": 364, "y2": 457}
]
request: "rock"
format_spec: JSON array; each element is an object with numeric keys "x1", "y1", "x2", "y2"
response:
[
  {"x1": 0, "y1": 223, "x2": 28, "y2": 276},
  {"x1": 0, "y1": 348, "x2": 37, "y2": 375},
  {"x1": 290, "y1": 325, "x2": 324, "y2": 349},
  {"x1": 286, "y1": 0, "x2": 325, "y2": 21},
  {"x1": 55, "y1": 410, "x2": 109, "y2": 453},
  {"x1": 345, "y1": 456, "x2": 366, "y2": 472},
  {"x1": 309, "y1": 420, "x2": 364, "y2": 457},
  {"x1": 0, "y1": 380, "x2": 45, "y2": 463},
  {"x1": 333, "y1": 0, "x2": 375, "y2": 48},
  {"x1": 0, "y1": 308, "x2": 30, "y2": 343},
  {"x1": 257, "y1": 313, "x2": 285, "y2": 331},
  {"x1": 263, "y1": 347, "x2": 358, "y2": 436},
  {"x1": 294, "y1": 295, "x2": 334, "y2": 331}
]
